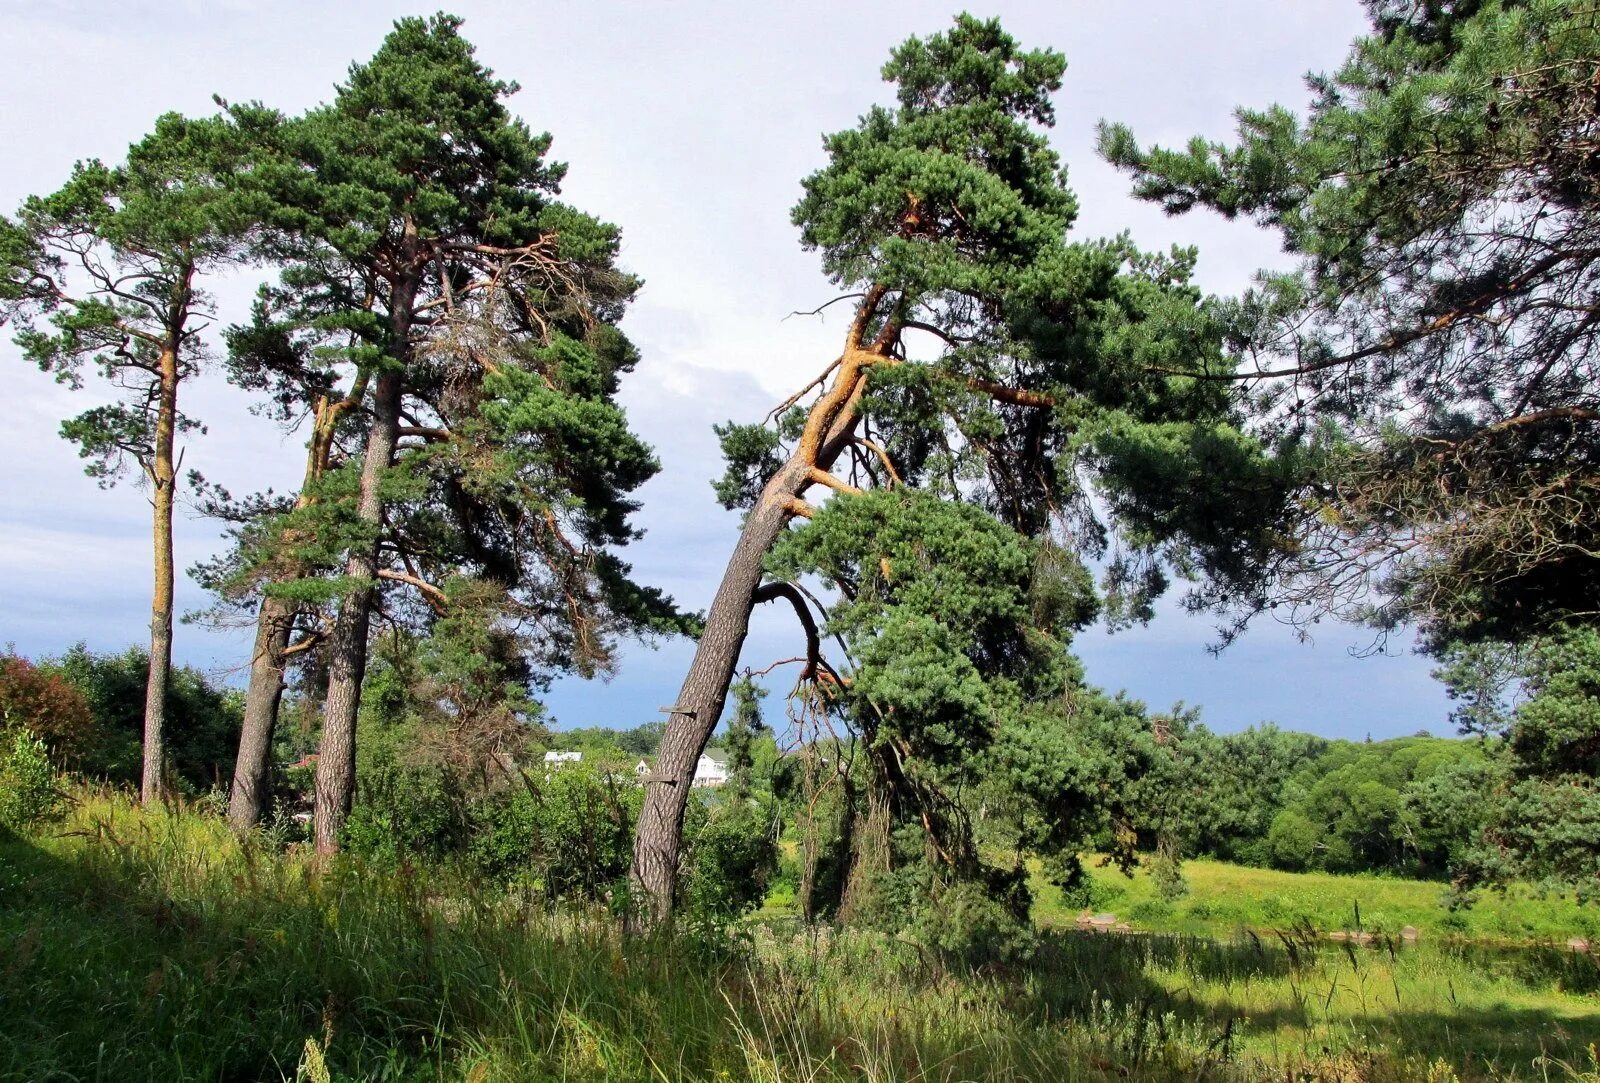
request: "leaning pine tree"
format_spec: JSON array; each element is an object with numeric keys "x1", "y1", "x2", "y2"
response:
[{"x1": 630, "y1": 16, "x2": 1296, "y2": 924}]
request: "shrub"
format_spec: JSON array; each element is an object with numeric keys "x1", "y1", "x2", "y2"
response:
[
  {"x1": 681, "y1": 796, "x2": 780, "y2": 925},
  {"x1": 343, "y1": 756, "x2": 466, "y2": 864},
  {"x1": 1267, "y1": 809, "x2": 1321, "y2": 871},
  {"x1": 912, "y1": 878, "x2": 1037, "y2": 968},
  {"x1": 469, "y1": 765, "x2": 640, "y2": 905},
  {"x1": 0, "y1": 653, "x2": 98, "y2": 766},
  {"x1": 0, "y1": 728, "x2": 65, "y2": 832}
]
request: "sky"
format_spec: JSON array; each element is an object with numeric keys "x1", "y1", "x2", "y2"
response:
[{"x1": 0, "y1": 0, "x2": 1455, "y2": 740}]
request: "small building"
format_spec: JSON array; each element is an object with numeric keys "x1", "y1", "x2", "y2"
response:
[
  {"x1": 692, "y1": 753, "x2": 728, "y2": 788},
  {"x1": 634, "y1": 758, "x2": 651, "y2": 779},
  {"x1": 543, "y1": 750, "x2": 582, "y2": 768}
]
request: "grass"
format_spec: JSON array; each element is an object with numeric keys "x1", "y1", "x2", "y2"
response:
[
  {"x1": 2, "y1": 792, "x2": 1599, "y2": 1082},
  {"x1": 1033, "y1": 855, "x2": 1600, "y2": 943}
]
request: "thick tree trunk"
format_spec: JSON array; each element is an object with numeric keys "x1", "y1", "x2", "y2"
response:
[
  {"x1": 629, "y1": 484, "x2": 796, "y2": 921},
  {"x1": 226, "y1": 593, "x2": 294, "y2": 830},
  {"x1": 629, "y1": 311, "x2": 889, "y2": 924},
  {"x1": 312, "y1": 262, "x2": 416, "y2": 856},
  {"x1": 227, "y1": 390, "x2": 356, "y2": 832},
  {"x1": 312, "y1": 368, "x2": 402, "y2": 854},
  {"x1": 140, "y1": 341, "x2": 180, "y2": 806}
]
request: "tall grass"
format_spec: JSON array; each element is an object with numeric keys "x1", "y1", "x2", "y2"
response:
[{"x1": 2, "y1": 792, "x2": 1598, "y2": 1082}]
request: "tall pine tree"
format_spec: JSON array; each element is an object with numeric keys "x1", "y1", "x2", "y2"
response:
[
  {"x1": 226, "y1": 15, "x2": 681, "y2": 851},
  {"x1": 1, "y1": 111, "x2": 270, "y2": 803},
  {"x1": 631, "y1": 15, "x2": 1291, "y2": 923}
]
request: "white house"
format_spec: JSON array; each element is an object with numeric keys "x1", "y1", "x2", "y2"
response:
[
  {"x1": 543, "y1": 750, "x2": 582, "y2": 768},
  {"x1": 692, "y1": 753, "x2": 729, "y2": 788}
]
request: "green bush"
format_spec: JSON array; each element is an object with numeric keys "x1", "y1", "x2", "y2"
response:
[
  {"x1": 681, "y1": 796, "x2": 780, "y2": 925},
  {"x1": 343, "y1": 756, "x2": 466, "y2": 864},
  {"x1": 0, "y1": 728, "x2": 65, "y2": 832},
  {"x1": 1267, "y1": 809, "x2": 1321, "y2": 871},
  {"x1": 470, "y1": 765, "x2": 640, "y2": 905},
  {"x1": 912, "y1": 878, "x2": 1037, "y2": 968}
]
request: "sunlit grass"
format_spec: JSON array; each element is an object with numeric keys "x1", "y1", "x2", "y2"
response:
[
  {"x1": 2, "y1": 791, "x2": 1599, "y2": 1081},
  {"x1": 1030, "y1": 854, "x2": 1600, "y2": 944}
]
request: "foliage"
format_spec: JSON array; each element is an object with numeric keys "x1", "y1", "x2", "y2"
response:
[
  {"x1": 550, "y1": 722, "x2": 664, "y2": 764},
  {"x1": 31, "y1": 644, "x2": 240, "y2": 791},
  {"x1": 216, "y1": 13, "x2": 686, "y2": 655},
  {"x1": 0, "y1": 728, "x2": 64, "y2": 832},
  {"x1": 1100, "y1": 0, "x2": 1600, "y2": 647},
  {"x1": 1164, "y1": 723, "x2": 1328, "y2": 867},
  {"x1": 0, "y1": 652, "x2": 98, "y2": 767},
  {"x1": 1442, "y1": 625, "x2": 1600, "y2": 902},
  {"x1": 1, "y1": 109, "x2": 268, "y2": 481},
  {"x1": 680, "y1": 794, "x2": 780, "y2": 926},
  {"x1": 342, "y1": 752, "x2": 466, "y2": 866},
  {"x1": 768, "y1": 488, "x2": 1164, "y2": 915},
  {"x1": 1167, "y1": 728, "x2": 1493, "y2": 879},
  {"x1": 475, "y1": 764, "x2": 641, "y2": 902},
  {"x1": 723, "y1": 675, "x2": 767, "y2": 800}
]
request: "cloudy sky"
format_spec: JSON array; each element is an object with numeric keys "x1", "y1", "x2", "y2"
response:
[{"x1": 0, "y1": 0, "x2": 1453, "y2": 739}]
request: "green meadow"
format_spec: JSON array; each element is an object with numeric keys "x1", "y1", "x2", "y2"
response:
[
  {"x1": 1039, "y1": 857, "x2": 1600, "y2": 944},
  {"x1": 3, "y1": 792, "x2": 1598, "y2": 1083}
]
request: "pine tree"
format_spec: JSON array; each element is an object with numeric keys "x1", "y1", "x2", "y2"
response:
[
  {"x1": 1, "y1": 111, "x2": 270, "y2": 803},
  {"x1": 1099, "y1": 0, "x2": 1600, "y2": 648},
  {"x1": 219, "y1": 15, "x2": 681, "y2": 850},
  {"x1": 630, "y1": 15, "x2": 1289, "y2": 923}
]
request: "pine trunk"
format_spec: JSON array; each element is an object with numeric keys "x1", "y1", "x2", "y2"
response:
[
  {"x1": 312, "y1": 262, "x2": 417, "y2": 856},
  {"x1": 226, "y1": 594, "x2": 294, "y2": 830},
  {"x1": 628, "y1": 313, "x2": 889, "y2": 924},
  {"x1": 629, "y1": 487, "x2": 794, "y2": 921},
  {"x1": 228, "y1": 391, "x2": 355, "y2": 832},
  {"x1": 140, "y1": 339, "x2": 180, "y2": 806},
  {"x1": 630, "y1": 390, "x2": 868, "y2": 921},
  {"x1": 312, "y1": 368, "x2": 402, "y2": 854}
]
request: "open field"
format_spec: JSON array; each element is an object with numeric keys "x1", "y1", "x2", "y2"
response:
[
  {"x1": 2, "y1": 793, "x2": 1599, "y2": 1082},
  {"x1": 1036, "y1": 856, "x2": 1600, "y2": 944}
]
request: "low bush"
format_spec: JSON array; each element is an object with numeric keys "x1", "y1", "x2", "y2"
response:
[{"x1": 0, "y1": 727, "x2": 64, "y2": 831}]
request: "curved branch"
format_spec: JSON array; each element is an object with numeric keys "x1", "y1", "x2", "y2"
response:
[
  {"x1": 752, "y1": 579, "x2": 825, "y2": 681},
  {"x1": 854, "y1": 437, "x2": 903, "y2": 485},
  {"x1": 965, "y1": 377, "x2": 1054, "y2": 408},
  {"x1": 785, "y1": 293, "x2": 865, "y2": 321},
  {"x1": 766, "y1": 356, "x2": 842, "y2": 423},
  {"x1": 806, "y1": 467, "x2": 863, "y2": 496}
]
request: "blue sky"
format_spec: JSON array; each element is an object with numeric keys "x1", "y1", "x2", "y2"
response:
[{"x1": 0, "y1": 0, "x2": 1453, "y2": 740}]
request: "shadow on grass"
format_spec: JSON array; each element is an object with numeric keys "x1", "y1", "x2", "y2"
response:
[
  {"x1": 5, "y1": 819, "x2": 1599, "y2": 1083},
  {"x1": 1010, "y1": 926, "x2": 1600, "y2": 1074},
  {"x1": 2, "y1": 823, "x2": 717, "y2": 1081}
]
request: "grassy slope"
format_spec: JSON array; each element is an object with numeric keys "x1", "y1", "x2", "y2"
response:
[{"x1": 3, "y1": 794, "x2": 1600, "y2": 1082}]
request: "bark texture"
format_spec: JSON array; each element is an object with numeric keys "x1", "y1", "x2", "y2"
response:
[
  {"x1": 227, "y1": 388, "x2": 360, "y2": 831},
  {"x1": 312, "y1": 367, "x2": 403, "y2": 854},
  {"x1": 226, "y1": 594, "x2": 294, "y2": 830},
  {"x1": 312, "y1": 260, "x2": 417, "y2": 855},
  {"x1": 139, "y1": 339, "x2": 180, "y2": 806}
]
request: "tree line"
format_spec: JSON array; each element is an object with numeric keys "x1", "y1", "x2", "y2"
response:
[{"x1": 3, "y1": 2, "x2": 1598, "y2": 933}]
